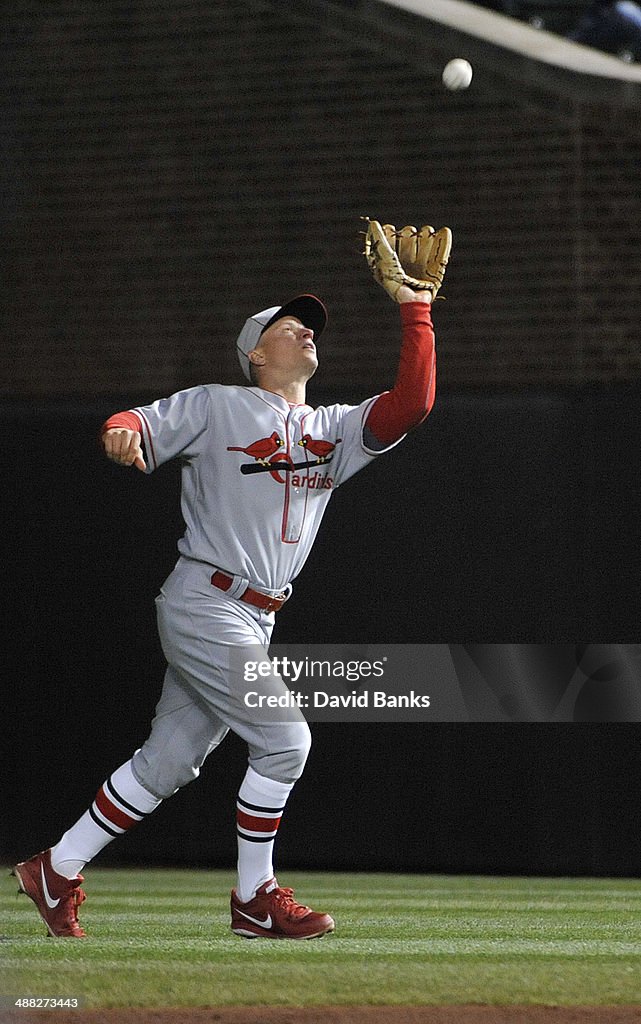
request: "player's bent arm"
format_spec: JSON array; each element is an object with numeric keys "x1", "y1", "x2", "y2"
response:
[{"x1": 364, "y1": 298, "x2": 436, "y2": 448}]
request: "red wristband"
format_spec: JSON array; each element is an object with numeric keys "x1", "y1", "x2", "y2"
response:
[{"x1": 100, "y1": 411, "x2": 144, "y2": 437}]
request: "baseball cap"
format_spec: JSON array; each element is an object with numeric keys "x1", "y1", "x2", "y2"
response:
[{"x1": 235, "y1": 294, "x2": 327, "y2": 381}]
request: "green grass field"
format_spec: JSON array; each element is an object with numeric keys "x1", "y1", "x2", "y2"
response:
[{"x1": 3, "y1": 870, "x2": 641, "y2": 1008}]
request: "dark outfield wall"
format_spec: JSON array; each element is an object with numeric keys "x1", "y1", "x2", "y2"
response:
[{"x1": 3, "y1": 390, "x2": 641, "y2": 875}]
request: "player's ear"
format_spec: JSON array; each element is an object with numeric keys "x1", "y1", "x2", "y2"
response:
[{"x1": 249, "y1": 349, "x2": 266, "y2": 368}]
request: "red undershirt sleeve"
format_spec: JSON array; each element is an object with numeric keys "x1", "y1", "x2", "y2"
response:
[{"x1": 364, "y1": 301, "x2": 436, "y2": 447}]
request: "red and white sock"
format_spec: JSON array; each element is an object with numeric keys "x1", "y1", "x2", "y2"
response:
[
  {"x1": 236, "y1": 766, "x2": 293, "y2": 904},
  {"x1": 50, "y1": 759, "x2": 161, "y2": 879}
]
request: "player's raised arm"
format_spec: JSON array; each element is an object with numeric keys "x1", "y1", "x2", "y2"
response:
[{"x1": 362, "y1": 217, "x2": 452, "y2": 448}]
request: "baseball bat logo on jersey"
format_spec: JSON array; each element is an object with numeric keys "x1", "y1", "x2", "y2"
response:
[{"x1": 227, "y1": 432, "x2": 341, "y2": 487}]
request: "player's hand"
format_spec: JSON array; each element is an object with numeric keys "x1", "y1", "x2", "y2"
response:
[{"x1": 103, "y1": 428, "x2": 146, "y2": 471}]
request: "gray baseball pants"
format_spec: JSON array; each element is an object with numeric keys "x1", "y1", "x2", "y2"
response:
[{"x1": 131, "y1": 557, "x2": 311, "y2": 799}]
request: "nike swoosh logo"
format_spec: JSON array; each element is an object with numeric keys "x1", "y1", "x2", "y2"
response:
[
  {"x1": 237, "y1": 909, "x2": 272, "y2": 929},
  {"x1": 41, "y1": 863, "x2": 60, "y2": 909}
]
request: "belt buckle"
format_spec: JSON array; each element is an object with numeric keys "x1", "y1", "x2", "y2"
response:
[{"x1": 265, "y1": 592, "x2": 286, "y2": 613}]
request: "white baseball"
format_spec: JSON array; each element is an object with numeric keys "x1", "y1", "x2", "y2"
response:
[{"x1": 442, "y1": 58, "x2": 473, "y2": 91}]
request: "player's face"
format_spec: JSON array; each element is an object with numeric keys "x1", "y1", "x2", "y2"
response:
[{"x1": 252, "y1": 317, "x2": 318, "y2": 380}]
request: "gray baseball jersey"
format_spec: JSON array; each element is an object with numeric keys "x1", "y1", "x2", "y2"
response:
[{"x1": 133, "y1": 384, "x2": 401, "y2": 592}]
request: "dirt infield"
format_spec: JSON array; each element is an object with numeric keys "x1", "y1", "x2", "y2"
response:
[{"x1": 7, "y1": 1007, "x2": 641, "y2": 1024}]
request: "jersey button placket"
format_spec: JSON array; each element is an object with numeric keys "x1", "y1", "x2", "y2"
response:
[{"x1": 281, "y1": 413, "x2": 305, "y2": 543}]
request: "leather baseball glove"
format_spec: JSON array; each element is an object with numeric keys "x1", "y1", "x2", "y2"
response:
[{"x1": 363, "y1": 218, "x2": 452, "y2": 302}]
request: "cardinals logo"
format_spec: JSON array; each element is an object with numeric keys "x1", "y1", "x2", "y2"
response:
[
  {"x1": 227, "y1": 431, "x2": 283, "y2": 466},
  {"x1": 298, "y1": 435, "x2": 342, "y2": 463},
  {"x1": 227, "y1": 432, "x2": 341, "y2": 486}
]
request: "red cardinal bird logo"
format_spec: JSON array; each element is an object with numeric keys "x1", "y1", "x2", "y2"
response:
[
  {"x1": 298, "y1": 435, "x2": 342, "y2": 463},
  {"x1": 227, "y1": 431, "x2": 283, "y2": 465}
]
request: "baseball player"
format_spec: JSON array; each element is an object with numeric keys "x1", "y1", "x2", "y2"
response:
[{"x1": 13, "y1": 220, "x2": 451, "y2": 940}]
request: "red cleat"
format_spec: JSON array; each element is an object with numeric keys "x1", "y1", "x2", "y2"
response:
[
  {"x1": 231, "y1": 878, "x2": 335, "y2": 939},
  {"x1": 12, "y1": 849, "x2": 87, "y2": 937}
]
